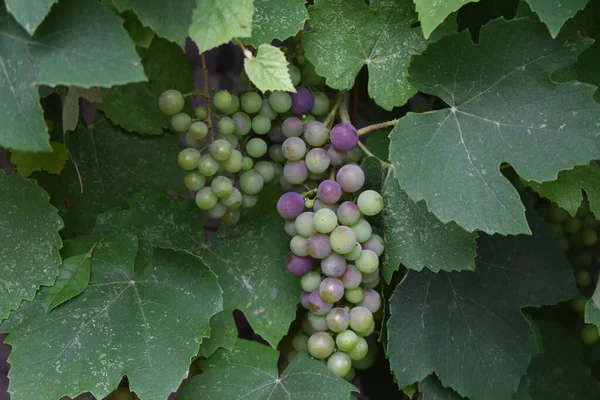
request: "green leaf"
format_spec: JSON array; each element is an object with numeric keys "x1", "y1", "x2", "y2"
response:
[
  {"x1": 197, "y1": 311, "x2": 238, "y2": 358},
  {"x1": 524, "y1": 0, "x2": 589, "y2": 37},
  {"x1": 0, "y1": 173, "x2": 63, "y2": 321},
  {"x1": 179, "y1": 340, "x2": 357, "y2": 399},
  {"x1": 2, "y1": 232, "x2": 222, "y2": 400},
  {"x1": 303, "y1": 0, "x2": 428, "y2": 110},
  {"x1": 189, "y1": 0, "x2": 253, "y2": 54},
  {"x1": 36, "y1": 115, "x2": 187, "y2": 237},
  {"x1": 11, "y1": 141, "x2": 69, "y2": 178},
  {"x1": 387, "y1": 216, "x2": 577, "y2": 400},
  {"x1": 200, "y1": 208, "x2": 299, "y2": 347},
  {"x1": 0, "y1": 0, "x2": 145, "y2": 152},
  {"x1": 244, "y1": 0, "x2": 308, "y2": 47},
  {"x1": 574, "y1": 0, "x2": 600, "y2": 101},
  {"x1": 122, "y1": 10, "x2": 155, "y2": 48},
  {"x1": 419, "y1": 375, "x2": 464, "y2": 400},
  {"x1": 62, "y1": 86, "x2": 103, "y2": 133},
  {"x1": 389, "y1": 18, "x2": 600, "y2": 235},
  {"x1": 585, "y1": 299, "x2": 600, "y2": 335},
  {"x1": 524, "y1": 163, "x2": 600, "y2": 217},
  {"x1": 414, "y1": 0, "x2": 478, "y2": 39},
  {"x1": 4, "y1": 0, "x2": 57, "y2": 35},
  {"x1": 98, "y1": 38, "x2": 193, "y2": 135},
  {"x1": 244, "y1": 44, "x2": 295, "y2": 93},
  {"x1": 457, "y1": 0, "x2": 520, "y2": 37}
]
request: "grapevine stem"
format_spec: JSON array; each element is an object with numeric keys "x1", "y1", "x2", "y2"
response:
[
  {"x1": 302, "y1": 188, "x2": 317, "y2": 197},
  {"x1": 357, "y1": 141, "x2": 392, "y2": 168},
  {"x1": 324, "y1": 91, "x2": 345, "y2": 129},
  {"x1": 357, "y1": 119, "x2": 399, "y2": 136},
  {"x1": 86, "y1": 240, "x2": 99, "y2": 258},
  {"x1": 338, "y1": 98, "x2": 351, "y2": 124},
  {"x1": 201, "y1": 53, "x2": 215, "y2": 142},
  {"x1": 233, "y1": 38, "x2": 254, "y2": 59}
]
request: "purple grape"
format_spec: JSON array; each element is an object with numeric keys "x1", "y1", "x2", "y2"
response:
[
  {"x1": 286, "y1": 252, "x2": 316, "y2": 276},
  {"x1": 301, "y1": 291, "x2": 310, "y2": 309},
  {"x1": 342, "y1": 265, "x2": 362, "y2": 289},
  {"x1": 336, "y1": 164, "x2": 365, "y2": 193},
  {"x1": 283, "y1": 161, "x2": 309, "y2": 184},
  {"x1": 327, "y1": 145, "x2": 347, "y2": 166},
  {"x1": 359, "y1": 289, "x2": 382, "y2": 313},
  {"x1": 304, "y1": 122, "x2": 329, "y2": 147},
  {"x1": 307, "y1": 234, "x2": 332, "y2": 259},
  {"x1": 277, "y1": 192, "x2": 305, "y2": 219},
  {"x1": 282, "y1": 137, "x2": 307, "y2": 161},
  {"x1": 321, "y1": 253, "x2": 347, "y2": 277},
  {"x1": 319, "y1": 277, "x2": 345, "y2": 303},
  {"x1": 314, "y1": 199, "x2": 339, "y2": 213},
  {"x1": 282, "y1": 117, "x2": 304, "y2": 137},
  {"x1": 362, "y1": 234, "x2": 384, "y2": 256},
  {"x1": 330, "y1": 123, "x2": 358, "y2": 151},
  {"x1": 290, "y1": 87, "x2": 314, "y2": 115},
  {"x1": 308, "y1": 290, "x2": 333, "y2": 315},
  {"x1": 337, "y1": 201, "x2": 361, "y2": 226},
  {"x1": 318, "y1": 180, "x2": 342, "y2": 205}
]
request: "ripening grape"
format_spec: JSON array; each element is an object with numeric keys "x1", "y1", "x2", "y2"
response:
[
  {"x1": 330, "y1": 123, "x2": 358, "y2": 151},
  {"x1": 300, "y1": 270, "x2": 321, "y2": 292},
  {"x1": 327, "y1": 146, "x2": 347, "y2": 166},
  {"x1": 304, "y1": 122, "x2": 329, "y2": 147},
  {"x1": 359, "y1": 289, "x2": 381, "y2": 313},
  {"x1": 241, "y1": 92, "x2": 262, "y2": 114},
  {"x1": 305, "y1": 148, "x2": 331, "y2": 174},
  {"x1": 319, "y1": 277, "x2": 345, "y2": 302},
  {"x1": 190, "y1": 121, "x2": 208, "y2": 140},
  {"x1": 318, "y1": 180, "x2": 342, "y2": 205},
  {"x1": 328, "y1": 351, "x2": 352, "y2": 377},
  {"x1": 308, "y1": 290, "x2": 333, "y2": 315},
  {"x1": 284, "y1": 221, "x2": 297, "y2": 236},
  {"x1": 282, "y1": 137, "x2": 307, "y2": 161},
  {"x1": 307, "y1": 234, "x2": 332, "y2": 259},
  {"x1": 314, "y1": 208, "x2": 338, "y2": 234},
  {"x1": 195, "y1": 187, "x2": 218, "y2": 210},
  {"x1": 311, "y1": 92, "x2": 330, "y2": 116},
  {"x1": 321, "y1": 253, "x2": 347, "y2": 277},
  {"x1": 283, "y1": 161, "x2": 308, "y2": 184},
  {"x1": 330, "y1": 226, "x2": 357, "y2": 255},
  {"x1": 158, "y1": 89, "x2": 185, "y2": 115},
  {"x1": 233, "y1": 112, "x2": 252, "y2": 136},
  {"x1": 290, "y1": 87, "x2": 314, "y2": 115},
  {"x1": 308, "y1": 312, "x2": 329, "y2": 332},
  {"x1": 308, "y1": 332, "x2": 335, "y2": 359},
  {"x1": 286, "y1": 252, "x2": 315, "y2": 276},
  {"x1": 184, "y1": 171, "x2": 206, "y2": 191},
  {"x1": 295, "y1": 212, "x2": 316, "y2": 237},
  {"x1": 362, "y1": 234, "x2": 384, "y2": 257},
  {"x1": 198, "y1": 154, "x2": 219, "y2": 176},
  {"x1": 240, "y1": 170, "x2": 264, "y2": 195},
  {"x1": 337, "y1": 201, "x2": 361, "y2": 226},
  {"x1": 342, "y1": 265, "x2": 362, "y2": 289},
  {"x1": 251, "y1": 115, "x2": 271, "y2": 135},
  {"x1": 282, "y1": 117, "x2": 304, "y2": 138},
  {"x1": 269, "y1": 91, "x2": 292, "y2": 113},
  {"x1": 336, "y1": 164, "x2": 365, "y2": 193},
  {"x1": 278, "y1": 192, "x2": 305, "y2": 219},
  {"x1": 345, "y1": 287, "x2": 364, "y2": 304},
  {"x1": 326, "y1": 307, "x2": 350, "y2": 332},
  {"x1": 178, "y1": 148, "x2": 201, "y2": 171},
  {"x1": 357, "y1": 190, "x2": 384, "y2": 216},
  {"x1": 247, "y1": 138, "x2": 268, "y2": 158}
]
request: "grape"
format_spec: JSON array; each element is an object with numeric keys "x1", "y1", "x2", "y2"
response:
[
  {"x1": 268, "y1": 144, "x2": 285, "y2": 164},
  {"x1": 336, "y1": 164, "x2": 365, "y2": 193},
  {"x1": 345, "y1": 243, "x2": 362, "y2": 261},
  {"x1": 305, "y1": 148, "x2": 331, "y2": 174},
  {"x1": 247, "y1": 138, "x2": 268, "y2": 158},
  {"x1": 581, "y1": 324, "x2": 599, "y2": 345},
  {"x1": 362, "y1": 234, "x2": 384, "y2": 256},
  {"x1": 241, "y1": 92, "x2": 262, "y2": 114},
  {"x1": 314, "y1": 208, "x2": 338, "y2": 234},
  {"x1": 195, "y1": 187, "x2": 218, "y2": 210},
  {"x1": 209, "y1": 139, "x2": 232, "y2": 161},
  {"x1": 307, "y1": 234, "x2": 332, "y2": 259},
  {"x1": 198, "y1": 154, "x2": 219, "y2": 176},
  {"x1": 282, "y1": 117, "x2": 304, "y2": 137},
  {"x1": 356, "y1": 322, "x2": 374, "y2": 337},
  {"x1": 222, "y1": 149, "x2": 243, "y2": 173},
  {"x1": 292, "y1": 333, "x2": 309, "y2": 352},
  {"x1": 361, "y1": 269, "x2": 379, "y2": 284},
  {"x1": 240, "y1": 169, "x2": 264, "y2": 195},
  {"x1": 305, "y1": 199, "x2": 315, "y2": 208},
  {"x1": 158, "y1": 89, "x2": 184, "y2": 115},
  {"x1": 336, "y1": 330, "x2": 358, "y2": 353},
  {"x1": 268, "y1": 91, "x2": 292, "y2": 113},
  {"x1": 304, "y1": 122, "x2": 329, "y2": 147},
  {"x1": 571, "y1": 296, "x2": 588, "y2": 314},
  {"x1": 349, "y1": 306, "x2": 374, "y2": 334},
  {"x1": 319, "y1": 277, "x2": 344, "y2": 302},
  {"x1": 242, "y1": 193, "x2": 258, "y2": 208},
  {"x1": 311, "y1": 92, "x2": 330, "y2": 116},
  {"x1": 233, "y1": 112, "x2": 252, "y2": 136},
  {"x1": 327, "y1": 146, "x2": 347, "y2": 166},
  {"x1": 283, "y1": 161, "x2": 309, "y2": 184},
  {"x1": 184, "y1": 132, "x2": 202, "y2": 148},
  {"x1": 321, "y1": 253, "x2": 347, "y2": 277},
  {"x1": 359, "y1": 289, "x2": 381, "y2": 313},
  {"x1": 308, "y1": 312, "x2": 329, "y2": 332},
  {"x1": 576, "y1": 270, "x2": 591, "y2": 287},
  {"x1": 308, "y1": 172, "x2": 325, "y2": 182},
  {"x1": 357, "y1": 190, "x2": 384, "y2": 216},
  {"x1": 282, "y1": 137, "x2": 307, "y2": 161},
  {"x1": 277, "y1": 192, "x2": 305, "y2": 219},
  {"x1": 351, "y1": 219, "x2": 372, "y2": 243},
  {"x1": 337, "y1": 201, "x2": 361, "y2": 226},
  {"x1": 194, "y1": 105, "x2": 208, "y2": 120},
  {"x1": 214, "y1": 90, "x2": 233, "y2": 112},
  {"x1": 328, "y1": 352, "x2": 352, "y2": 377},
  {"x1": 219, "y1": 133, "x2": 239, "y2": 148},
  {"x1": 259, "y1": 99, "x2": 278, "y2": 121},
  {"x1": 330, "y1": 226, "x2": 357, "y2": 255},
  {"x1": 189, "y1": 121, "x2": 208, "y2": 140},
  {"x1": 288, "y1": 65, "x2": 301, "y2": 86},
  {"x1": 268, "y1": 124, "x2": 286, "y2": 143},
  {"x1": 314, "y1": 199, "x2": 338, "y2": 213},
  {"x1": 184, "y1": 171, "x2": 206, "y2": 191},
  {"x1": 318, "y1": 180, "x2": 342, "y2": 204},
  {"x1": 284, "y1": 220, "x2": 297, "y2": 236},
  {"x1": 254, "y1": 161, "x2": 275, "y2": 182},
  {"x1": 308, "y1": 332, "x2": 334, "y2": 359},
  {"x1": 286, "y1": 252, "x2": 316, "y2": 276},
  {"x1": 291, "y1": 235, "x2": 309, "y2": 257},
  {"x1": 224, "y1": 94, "x2": 240, "y2": 114},
  {"x1": 171, "y1": 113, "x2": 192, "y2": 133},
  {"x1": 242, "y1": 156, "x2": 254, "y2": 171},
  {"x1": 207, "y1": 202, "x2": 227, "y2": 219},
  {"x1": 290, "y1": 87, "x2": 314, "y2": 115},
  {"x1": 222, "y1": 188, "x2": 243, "y2": 209},
  {"x1": 355, "y1": 249, "x2": 379, "y2": 274},
  {"x1": 301, "y1": 270, "x2": 321, "y2": 292},
  {"x1": 326, "y1": 307, "x2": 350, "y2": 332},
  {"x1": 583, "y1": 214, "x2": 598, "y2": 229},
  {"x1": 548, "y1": 206, "x2": 569, "y2": 223},
  {"x1": 564, "y1": 216, "x2": 582, "y2": 234},
  {"x1": 295, "y1": 211, "x2": 316, "y2": 237},
  {"x1": 347, "y1": 148, "x2": 362, "y2": 163},
  {"x1": 330, "y1": 123, "x2": 358, "y2": 151},
  {"x1": 308, "y1": 290, "x2": 333, "y2": 315},
  {"x1": 251, "y1": 115, "x2": 271, "y2": 135},
  {"x1": 581, "y1": 229, "x2": 598, "y2": 247},
  {"x1": 301, "y1": 312, "x2": 315, "y2": 333},
  {"x1": 178, "y1": 148, "x2": 201, "y2": 170},
  {"x1": 211, "y1": 176, "x2": 234, "y2": 198},
  {"x1": 217, "y1": 117, "x2": 236, "y2": 135},
  {"x1": 345, "y1": 287, "x2": 364, "y2": 304},
  {"x1": 302, "y1": 63, "x2": 326, "y2": 87},
  {"x1": 347, "y1": 337, "x2": 368, "y2": 361},
  {"x1": 342, "y1": 265, "x2": 362, "y2": 289}
]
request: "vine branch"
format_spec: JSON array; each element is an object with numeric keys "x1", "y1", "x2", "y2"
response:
[
  {"x1": 201, "y1": 53, "x2": 215, "y2": 142},
  {"x1": 357, "y1": 119, "x2": 399, "y2": 136},
  {"x1": 324, "y1": 91, "x2": 345, "y2": 129}
]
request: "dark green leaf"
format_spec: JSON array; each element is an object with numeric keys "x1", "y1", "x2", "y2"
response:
[
  {"x1": 62, "y1": 87, "x2": 103, "y2": 133},
  {"x1": 524, "y1": 0, "x2": 589, "y2": 37},
  {"x1": 414, "y1": 0, "x2": 477, "y2": 39},
  {"x1": 197, "y1": 311, "x2": 238, "y2": 358},
  {"x1": 419, "y1": 375, "x2": 463, "y2": 400},
  {"x1": 4, "y1": 0, "x2": 57, "y2": 35}
]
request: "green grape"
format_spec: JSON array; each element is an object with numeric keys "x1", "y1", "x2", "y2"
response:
[
  {"x1": 356, "y1": 322, "x2": 374, "y2": 337},
  {"x1": 254, "y1": 161, "x2": 275, "y2": 182},
  {"x1": 222, "y1": 210, "x2": 240, "y2": 225},
  {"x1": 269, "y1": 144, "x2": 285, "y2": 163},
  {"x1": 550, "y1": 224, "x2": 564, "y2": 239},
  {"x1": 232, "y1": 112, "x2": 251, "y2": 136},
  {"x1": 295, "y1": 212, "x2": 316, "y2": 238},
  {"x1": 351, "y1": 219, "x2": 372, "y2": 243},
  {"x1": 207, "y1": 202, "x2": 227, "y2": 219},
  {"x1": 576, "y1": 270, "x2": 591, "y2": 287},
  {"x1": 547, "y1": 206, "x2": 569, "y2": 223},
  {"x1": 288, "y1": 64, "x2": 301, "y2": 86},
  {"x1": 297, "y1": 53, "x2": 307, "y2": 66},
  {"x1": 305, "y1": 199, "x2": 315, "y2": 209},
  {"x1": 345, "y1": 243, "x2": 362, "y2": 261},
  {"x1": 284, "y1": 220, "x2": 297, "y2": 236},
  {"x1": 292, "y1": 333, "x2": 309, "y2": 352},
  {"x1": 583, "y1": 214, "x2": 598, "y2": 229},
  {"x1": 247, "y1": 138, "x2": 268, "y2": 158},
  {"x1": 345, "y1": 287, "x2": 364, "y2": 304},
  {"x1": 581, "y1": 229, "x2": 598, "y2": 247},
  {"x1": 300, "y1": 114, "x2": 316, "y2": 125},
  {"x1": 242, "y1": 156, "x2": 254, "y2": 171},
  {"x1": 564, "y1": 216, "x2": 582, "y2": 234},
  {"x1": 292, "y1": 235, "x2": 310, "y2": 257},
  {"x1": 330, "y1": 226, "x2": 357, "y2": 255},
  {"x1": 357, "y1": 190, "x2": 384, "y2": 216},
  {"x1": 184, "y1": 171, "x2": 206, "y2": 191},
  {"x1": 346, "y1": 337, "x2": 368, "y2": 360},
  {"x1": 259, "y1": 99, "x2": 278, "y2": 121},
  {"x1": 301, "y1": 270, "x2": 322, "y2": 292},
  {"x1": 336, "y1": 329, "x2": 359, "y2": 352},
  {"x1": 194, "y1": 105, "x2": 208, "y2": 120},
  {"x1": 328, "y1": 352, "x2": 352, "y2": 378},
  {"x1": 308, "y1": 332, "x2": 335, "y2": 359},
  {"x1": 177, "y1": 148, "x2": 201, "y2": 171},
  {"x1": 314, "y1": 208, "x2": 338, "y2": 234},
  {"x1": 349, "y1": 306, "x2": 373, "y2": 333},
  {"x1": 242, "y1": 193, "x2": 258, "y2": 208},
  {"x1": 184, "y1": 132, "x2": 202, "y2": 148},
  {"x1": 158, "y1": 89, "x2": 185, "y2": 115},
  {"x1": 581, "y1": 324, "x2": 600, "y2": 345},
  {"x1": 241, "y1": 92, "x2": 262, "y2": 114},
  {"x1": 222, "y1": 149, "x2": 243, "y2": 173},
  {"x1": 195, "y1": 187, "x2": 218, "y2": 210},
  {"x1": 218, "y1": 133, "x2": 238, "y2": 148},
  {"x1": 217, "y1": 117, "x2": 236, "y2": 135},
  {"x1": 311, "y1": 92, "x2": 330, "y2": 116},
  {"x1": 197, "y1": 154, "x2": 219, "y2": 176},
  {"x1": 352, "y1": 338, "x2": 377, "y2": 369},
  {"x1": 302, "y1": 63, "x2": 325, "y2": 87},
  {"x1": 211, "y1": 176, "x2": 234, "y2": 198},
  {"x1": 251, "y1": 115, "x2": 272, "y2": 135},
  {"x1": 171, "y1": 113, "x2": 192, "y2": 132},
  {"x1": 189, "y1": 121, "x2": 208, "y2": 140},
  {"x1": 222, "y1": 187, "x2": 243, "y2": 210},
  {"x1": 213, "y1": 90, "x2": 233, "y2": 113},
  {"x1": 209, "y1": 139, "x2": 232, "y2": 162},
  {"x1": 571, "y1": 296, "x2": 588, "y2": 314},
  {"x1": 355, "y1": 249, "x2": 379, "y2": 274},
  {"x1": 268, "y1": 91, "x2": 292, "y2": 113},
  {"x1": 224, "y1": 95, "x2": 240, "y2": 115},
  {"x1": 240, "y1": 169, "x2": 264, "y2": 195},
  {"x1": 347, "y1": 148, "x2": 362, "y2": 163}
]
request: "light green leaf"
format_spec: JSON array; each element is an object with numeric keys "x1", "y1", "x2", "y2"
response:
[
  {"x1": 189, "y1": 0, "x2": 253, "y2": 54},
  {"x1": 525, "y1": 163, "x2": 600, "y2": 217},
  {"x1": 4, "y1": 0, "x2": 57, "y2": 35},
  {"x1": 0, "y1": 173, "x2": 63, "y2": 321},
  {"x1": 197, "y1": 311, "x2": 238, "y2": 358},
  {"x1": 2, "y1": 232, "x2": 222, "y2": 400},
  {"x1": 200, "y1": 208, "x2": 299, "y2": 347},
  {"x1": 525, "y1": 0, "x2": 589, "y2": 37},
  {"x1": 585, "y1": 299, "x2": 600, "y2": 335},
  {"x1": 62, "y1": 86, "x2": 103, "y2": 133},
  {"x1": 419, "y1": 375, "x2": 464, "y2": 400},
  {"x1": 36, "y1": 115, "x2": 187, "y2": 238},
  {"x1": 244, "y1": 44, "x2": 295, "y2": 93},
  {"x1": 179, "y1": 340, "x2": 357, "y2": 399},
  {"x1": 303, "y1": 0, "x2": 427, "y2": 110},
  {"x1": 414, "y1": 0, "x2": 477, "y2": 39},
  {"x1": 122, "y1": 10, "x2": 155, "y2": 48},
  {"x1": 387, "y1": 216, "x2": 577, "y2": 400},
  {"x1": 0, "y1": 0, "x2": 145, "y2": 152},
  {"x1": 389, "y1": 18, "x2": 600, "y2": 235},
  {"x1": 11, "y1": 141, "x2": 69, "y2": 178},
  {"x1": 98, "y1": 38, "x2": 193, "y2": 135},
  {"x1": 244, "y1": 0, "x2": 308, "y2": 47}
]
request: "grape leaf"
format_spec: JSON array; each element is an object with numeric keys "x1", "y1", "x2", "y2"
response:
[
  {"x1": 389, "y1": 18, "x2": 600, "y2": 235},
  {"x1": 585, "y1": 300, "x2": 600, "y2": 335},
  {"x1": 1, "y1": 231, "x2": 222, "y2": 400},
  {"x1": 524, "y1": 163, "x2": 600, "y2": 217},
  {"x1": 62, "y1": 87, "x2": 103, "y2": 133},
  {"x1": 0, "y1": 0, "x2": 145, "y2": 152},
  {"x1": 200, "y1": 209, "x2": 299, "y2": 347},
  {"x1": 387, "y1": 216, "x2": 577, "y2": 400},
  {"x1": 457, "y1": 0, "x2": 520, "y2": 37},
  {"x1": 11, "y1": 141, "x2": 69, "y2": 178},
  {"x1": 98, "y1": 38, "x2": 193, "y2": 135},
  {"x1": 179, "y1": 340, "x2": 357, "y2": 399},
  {"x1": 419, "y1": 375, "x2": 463, "y2": 400},
  {"x1": 197, "y1": 311, "x2": 238, "y2": 358},
  {"x1": 525, "y1": 0, "x2": 589, "y2": 38},
  {"x1": 0, "y1": 173, "x2": 63, "y2": 321},
  {"x1": 189, "y1": 0, "x2": 253, "y2": 54},
  {"x1": 36, "y1": 115, "x2": 187, "y2": 238},
  {"x1": 414, "y1": 0, "x2": 477, "y2": 39},
  {"x1": 4, "y1": 0, "x2": 57, "y2": 35},
  {"x1": 111, "y1": 0, "x2": 195, "y2": 46},
  {"x1": 574, "y1": 0, "x2": 600, "y2": 101},
  {"x1": 244, "y1": 44, "x2": 295, "y2": 93},
  {"x1": 122, "y1": 10, "x2": 155, "y2": 48},
  {"x1": 303, "y1": 0, "x2": 428, "y2": 110},
  {"x1": 244, "y1": 0, "x2": 308, "y2": 47}
]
